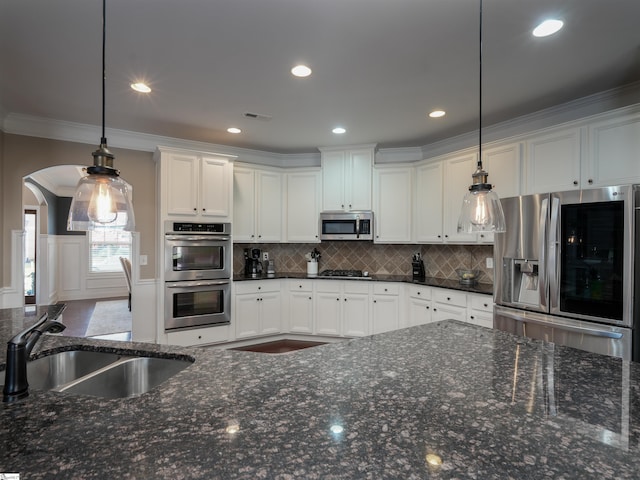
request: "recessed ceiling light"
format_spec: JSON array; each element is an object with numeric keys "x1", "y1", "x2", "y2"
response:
[
  {"x1": 131, "y1": 82, "x2": 151, "y2": 93},
  {"x1": 227, "y1": 127, "x2": 242, "y2": 134},
  {"x1": 429, "y1": 110, "x2": 446, "y2": 118},
  {"x1": 291, "y1": 64, "x2": 312, "y2": 78},
  {"x1": 332, "y1": 127, "x2": 346, "y2": 134},
  {"x1": 532, "y1": 19, "x2": 564, "y2": 37}
]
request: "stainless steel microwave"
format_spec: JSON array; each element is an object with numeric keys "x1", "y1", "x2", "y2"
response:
[{"x1": 319, "y1": 211, "x2": 374, "y2": 241}]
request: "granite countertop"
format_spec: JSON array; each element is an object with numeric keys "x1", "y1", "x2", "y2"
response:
[
  {"x1": 2, "y1": 309, "x2": 640, "y2": 478},
  {"x1": 234, "y1": 272, "x2": 494, "y2": 295}
]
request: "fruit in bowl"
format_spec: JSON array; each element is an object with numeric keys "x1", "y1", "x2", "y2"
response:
[{"x1": 456, "y1": 269, "x2": 481, "y2": 284}]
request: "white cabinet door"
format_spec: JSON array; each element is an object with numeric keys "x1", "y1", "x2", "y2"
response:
[
  {"x1": 349, "y1": 148, "x2": 373, "y2": 211},
  {"x1": 586, "y1": 114, "x2": 640, "y2": 187},
  {"x1": 233, "y1": 167, "x2": 256, "y2": 242},
  {"x1": 234, "y1": 294, "x2": 261, "y2": 339},
  {"x1": 482, "y1": 142, "x2": 522, "y2": 200},
  {"x1": 443, "y1": 152, "x2": 478, "y2": 243},
  {"x1": 165, "y1": 153, "x2": 198, "y2": 216},
  {"x1": 371, "y1": 295, "x2": 399, "y2": 334},
  {"x1": 321, "y1": 151, "x2": 347, "y2": 211},
  {"x1": 256, "y1": 171, "x2": 282, "y2": 242},
  {"x1": 342, "y1": 293, "x2": 369, "y2": 337},
  {"x1": 260, "y1": 292, "x2": 282, "y2": 335},
  {"x1": 200, "y1": 156, "x2": 231, "y2": 218},
  {"x1": 374, "y1": 166, "x2": 412, "y2": 243},
  {"x1": 525, "y1": 128, "x2": 581, "y2": 194},
  {"x1": 286, "y1": 170, "x2": 321, "y2": 242},
  {"x1": 409, "y1": 297, "x2": 433, "y2": 326},
  {"x1": 315, "y1": 291, "x2": 341, "y2": 336},
  {"x1": 415, "y1": 162, "x2": 444, "y2": 243},
  {"x1": 289, "y1": 290, "x2": 314, "y2": 334}
]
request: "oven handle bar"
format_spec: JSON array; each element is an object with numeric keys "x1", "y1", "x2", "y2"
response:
[
  {"x1": 165, "y1": 235, "x2": 231, "y2": 241},
  {"x1": 166, "y1": 280, "x2": 230, "y2": 288},
  {"x1": 510, "y1": 315, "x2": 624, "y2": 339}
]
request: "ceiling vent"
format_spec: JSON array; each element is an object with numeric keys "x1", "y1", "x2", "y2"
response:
[{"x1": 244, "y1": 112, "x2": 272, "y2": 121}]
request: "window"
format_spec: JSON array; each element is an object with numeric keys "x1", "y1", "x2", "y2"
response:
[{"x1": 89, "y1": 220, "x2": 132, "y2": 273}]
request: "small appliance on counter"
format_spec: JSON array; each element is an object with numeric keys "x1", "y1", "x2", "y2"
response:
[
  {"x1": 412, "y1": 253, "x2": 425, "y2": 281},
  {"x1": 265, "y1": 260, "x2": 276, "y2": 277},
  {"x1": 244, "y1": 248, "x2": 263, "y2": 278}
]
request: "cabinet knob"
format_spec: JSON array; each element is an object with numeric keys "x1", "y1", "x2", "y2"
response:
[
  {"x1": 447, "y1": 297, "x2": 451, "y2": 301},
  {"x1": 384, "y1": 288, "x2": 388, "y2": 292},
  {"x1": 341, "y1": 204, "x2": 344, "y2": 209},
  {"x1": 349, "y1": 204, "x2": 352, "y2": 208},
  {"x1": 426, "y1": 306, "x2": 430, "y2": 310},
  {"x1": 417, "y1": 291, "x2": 421, "y2": 295},
  {"x1": 308, "y1": 297, "x2": 312, "y2": 300},
  {"x1": 193, "y1": 207, "x2": 197, "y2": 211},
  {"x1": 202, "y1": 208, "x2": 206, "y2": 212},
  {"x1": 433, "y1": 308, "x2": 437, "y2": 312},
  {"x1": 445, "y1": 235, "x2": 449, "y2": 238},
  {"x1": 437, "y1": 235, "x2": 442, "y2": 239},
  {"x1": 480, "y1": 234, "x2": 485, "y2": 238},
  {"x1": 198, "y1": 335, "x2": 202, "y2": 340},
  {"x1": 588, "y1": 179, "x2": 593, "y2": 184},
  {"x1": 251, "y1": 234, "x2": 255, "y2": 238},
  {"x1": 344, "y1": 298, "x2": 347, "y2": 301},
  {"x1": 573, "y1": 180, "x2": 578, "y2": 186},
  {"x1": 337, "y1": 298, "x2": 340, "y2": 301},
  {"x1": 258, "y1": 286, "x2": 261, "y2": 290},
  {"x1": 258, "y1": 235, "x2": 262, "y2": 238},
  {"x1": 299, "y1": 285, "x2": 302, "y2": 288},
  {"x1": 483, "y1": 303, "x2": 488, "y2": 308},
  {"x1": 470, "y1": 315, "x2": 475, "y2": 320}
]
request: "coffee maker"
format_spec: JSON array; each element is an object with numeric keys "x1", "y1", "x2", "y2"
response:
[{"x1": 244, "y1": 248, "x2": 263, "y2": 278}]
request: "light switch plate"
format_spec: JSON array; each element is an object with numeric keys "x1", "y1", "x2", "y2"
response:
[
  {"x1": 140, "y1": 255, "x2": 148, "y2": 266},
  {"x1": 262, "y1": 252, "x2": 269, "y2": 261},
  {"x1": 486, "y1": 257, "x2": 493, "y2": 269}
]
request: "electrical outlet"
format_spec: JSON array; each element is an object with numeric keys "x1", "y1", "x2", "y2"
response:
[
  {"x1": 262, "y1": 252, "x2": 269, "y2": 261},
  {"x1": 140, "y1": 255, "x2": 148, "y2": 266},
  {"x1": 486, "y1": 257, "x2": 493, "y2": 269}
]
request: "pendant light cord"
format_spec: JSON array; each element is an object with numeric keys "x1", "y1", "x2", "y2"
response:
[
  {"x1": 101, "y1": 0, "x2": 107, "y2": 145},
  {"x1": 477, "y1": 0, "x2": 483, "y2": 170}
]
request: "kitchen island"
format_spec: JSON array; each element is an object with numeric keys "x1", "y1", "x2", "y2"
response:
[{"x1": 1, "y1": 308, "x2": 639, "y2": 479}]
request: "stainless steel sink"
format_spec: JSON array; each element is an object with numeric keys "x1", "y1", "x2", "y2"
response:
[
  {"x1": 2, "y1": 350, "x2": 193, "y2": 399},
  {"x1": 27, "y1": 350, "x2": 122, "y2": 391},
  {"x1": 59, "y1": 356, "x2": 192, "y2": 399}
]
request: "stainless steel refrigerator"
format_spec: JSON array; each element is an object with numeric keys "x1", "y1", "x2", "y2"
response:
[{"x1": 493, "y1": 185, "x2": 638, "y2": 361}]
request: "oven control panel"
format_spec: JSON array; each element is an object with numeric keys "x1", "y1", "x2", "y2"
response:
[{"x1": 166, "y1": 221, "x2": 231, "y2": 234}]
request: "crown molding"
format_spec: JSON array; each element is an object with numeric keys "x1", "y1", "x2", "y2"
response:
[{"x1": 4, "y1": 81, "x2": 640, "y2": 167}]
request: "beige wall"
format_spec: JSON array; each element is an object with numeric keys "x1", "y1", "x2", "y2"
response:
[
  {"x1": 0, "y1": 129, "x2": 4, "y2": 285},
  {"x1": 2, "y1": 134, "x2": 157, "y2": 286}
]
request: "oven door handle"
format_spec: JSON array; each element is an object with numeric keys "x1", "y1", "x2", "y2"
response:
[
  {"x1": 166, "y1": 280, "x2": 230, "y2": 288},
  {"x1": 511, "y1": 315, "x2": 624, "y2": 339},
  {"x1": 165, "y1": 235, "x2": 231, "y2": 242}
]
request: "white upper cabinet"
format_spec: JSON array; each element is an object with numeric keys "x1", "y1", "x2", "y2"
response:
[
  {"x1": 524, "y1": 127, "x2": 581, "y2": 194},
  {"x1": 320, "y1": 146, "x2": 374, "y2": 211},
  {"x1": 233, "y1": 165, "x2": 282, "y2": 243},
  {"x1": 585, "y1": 113, "x2": 640, "y2": 187},
  {"x1": 285, "y1": 169, "x2": 321, "y2": 242},
  {"x1": 156, "y1": 147, "x2": 233, "y2": 222},
  {"x1": 414, "y1": 161, "x2": 444, "y2": 243},
  {"x1": 373, "y1": 165, "x2": 412, "y2": 243},
  {"x1": 442, "y1": 152, "x2": 478, "y2": 243},
  {"x1": 482, "y1": 142, "x2": 522, "y2": 200}
]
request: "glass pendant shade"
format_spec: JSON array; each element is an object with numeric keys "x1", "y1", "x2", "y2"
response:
[
  {"x1": 458, "y1": 187, "x2": 506, "y2": 233},
  {"x1": 67, "y1": 170, "x2": 135, "y2": 231}
]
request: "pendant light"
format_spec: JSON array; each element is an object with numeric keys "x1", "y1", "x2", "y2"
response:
[
  {"x1": 67, "y1": 0, "x2": 135, "y2": 232},
  {"x1": 457, "y1": 0, "x2": 506, "y2": 234}
]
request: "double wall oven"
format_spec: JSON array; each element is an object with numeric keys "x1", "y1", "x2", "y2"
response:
[{"x1": 164, "y1": 221, "x2": 232, "y2": 331}]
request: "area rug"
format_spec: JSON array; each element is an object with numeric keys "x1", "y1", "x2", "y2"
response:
[{"x1": 85, "y1": 299, "x2": 132, "y2": 337}]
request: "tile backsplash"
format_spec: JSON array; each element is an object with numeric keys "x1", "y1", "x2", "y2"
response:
[{"x1": 234, "y1": 242, "x2": 494, "y2": 284}]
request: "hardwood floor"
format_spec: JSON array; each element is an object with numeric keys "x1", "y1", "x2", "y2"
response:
[
  {"x1": 229, "y1": 339, "x2": 327, "y2": 354},
  {"x1": 58, "y1": 297, "x2": 132, "y2": 341}
]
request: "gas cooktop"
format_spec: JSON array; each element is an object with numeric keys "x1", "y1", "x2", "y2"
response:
[{"x1": 319, "y1": 269, "x2": 371, "y2": 279}]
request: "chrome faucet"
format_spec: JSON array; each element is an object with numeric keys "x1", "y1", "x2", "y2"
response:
[{"x1": 3, "y1": 314, "x2": 65, "y2": 402}]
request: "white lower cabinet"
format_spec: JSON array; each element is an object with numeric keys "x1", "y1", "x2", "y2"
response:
[
  {"x1": 166, "y1": 325, "x2": 231, "y2": 347},
  {"x1": 466, "y1": 293, "x2": 494, "y2": 328},
  {"x1": 371, "y1": 282, "x2": 400, "y2": 334},
  {"x1": 315, "y1": 281, "x2": 370, "y2": 337},
  {"x1": 407, "y1": 285, "x2": 434, "y2": 326},
  {"x1": 234, "y1": 280, "x2": 282, "y2": 339},
  {"x1": 431, "y1": 288, "x2": 467, "y2": 322},
  {"x1": 288, "y1": 280, "x2": 314, "y2": 334}
]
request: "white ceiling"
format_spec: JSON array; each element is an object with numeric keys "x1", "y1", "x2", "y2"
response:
[{"x1": 2, "y1": 0, "x2": 640, "y2": 156}]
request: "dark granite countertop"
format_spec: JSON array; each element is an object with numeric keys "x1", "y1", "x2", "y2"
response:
[
  {"x1": 234, "y1": 272, "x2": 493, "y2": 295},
  {"x1": 2, "y1": 308, "x2": 640, "y2": 478}
]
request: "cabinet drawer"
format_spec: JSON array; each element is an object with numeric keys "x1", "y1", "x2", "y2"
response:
[
  {"x1": 289, "y1": 279, "x2": 314, "y2": 292},
  {"x1": 408, "y1": 285, "x2": 432, "y2": 300},
  {"x1": 234, "y1": 280, "x2": 281, "y2": 295},
  {"x1": 373, "y1": 283, "x2": 400, "y2": 295},
  {"x1": 468, "y1": 294, "x2": 493, "y2": 312},
  {"x1": 433, "y1": 288, "x2": 466, "y2": 307},
  {"x1": 344, "y1": 281, "x2": 371, "y2": 295},
  {"x1": 315, "y1": 280, "x2": 341, "y2": 293},
  {"x1": 166, "y1": 325, "x2": 230, "y2": 346}
]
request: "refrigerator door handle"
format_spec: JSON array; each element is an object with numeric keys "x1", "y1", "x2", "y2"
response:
[
  {"x1": 548, "y1": 196, "x2": 560, "y2": 310},
  {"x1": 538, "y1": 198, "x2": 549, "y2": 310},
  {"x1": 510, "y1": 315, "x2": 624, "y2": 340}
]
